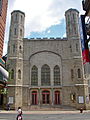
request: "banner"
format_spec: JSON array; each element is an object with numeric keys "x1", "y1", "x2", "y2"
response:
[{"x1": 79, "y1": 15, "x2": 90, "y2": 64}]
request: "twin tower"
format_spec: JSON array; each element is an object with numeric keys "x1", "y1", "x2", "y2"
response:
[{"x1": 9, "y1": 8, "x2": 79, "y2": 40}]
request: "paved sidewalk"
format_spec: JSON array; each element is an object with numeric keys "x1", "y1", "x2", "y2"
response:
[{"x1": 0, "y1": 110, "x2": 90, "y2": 114}]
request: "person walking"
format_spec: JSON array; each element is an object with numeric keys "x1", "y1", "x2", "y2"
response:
[
  {"x1": 6, "y1": 103, "x2": 10, "y2": 111},
  {"x1": 16, "y1": 107, "x2": 23, "y2": 120}
]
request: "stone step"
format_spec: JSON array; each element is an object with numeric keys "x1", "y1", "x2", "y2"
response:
[{"x1": 29, "y1": 105, "x2": 76, "y2": 111}]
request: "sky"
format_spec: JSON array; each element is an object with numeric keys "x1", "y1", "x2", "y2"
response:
[{"x1": 3, "y1": 0, "x2": 85, "y2": 55}]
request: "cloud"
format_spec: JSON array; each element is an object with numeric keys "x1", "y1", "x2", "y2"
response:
[
  {"x1": 10, "y1": 0, "x2": 84, "y2": 37},
  {"x1": 63, "y1": 33, "x2": 66, "y2": 38},
  {"x1": 47, "y1": 30, "x2": 51, "y2": 34},
  {"x1": 3, "y1": 0, "x2": 84, "y2": 55}
]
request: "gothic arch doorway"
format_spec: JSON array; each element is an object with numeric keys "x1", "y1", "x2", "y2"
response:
[
  {"x1": 42, "y1": 90, "x2": 50, "y2": 104},
  {"x1": 32, "y1": 91, "x2": 38, "y2": 105},
  {"x1": 54, "y1": 91, "x2": 60, "y2": 105}
]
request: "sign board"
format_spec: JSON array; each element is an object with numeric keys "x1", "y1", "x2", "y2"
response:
[
  {"x1": 9, "y1": 97, "x2": 13, "y2": 104},
  {"x1": 86, "y1": 96, "x2": 89, "y2": 104},
  {"x1": 78, "y1": 96, "x2": 84, "y2": 103}
]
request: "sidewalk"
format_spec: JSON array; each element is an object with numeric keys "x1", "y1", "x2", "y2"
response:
[{"x1": 0, "y1": 110, "x2": 90, "y2": 114}]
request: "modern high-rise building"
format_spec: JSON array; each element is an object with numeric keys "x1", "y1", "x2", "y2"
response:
[
  {"x1": 0, "y1": 0, "x2": 8, "y2": 57},
  {"x1": 0, "y1": 0, "x2": 8, "y2": 108}
]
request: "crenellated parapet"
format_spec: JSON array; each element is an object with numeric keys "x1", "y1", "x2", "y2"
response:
[{"x1": 23, "y1": 37, "x2": 67, "y2": 41}]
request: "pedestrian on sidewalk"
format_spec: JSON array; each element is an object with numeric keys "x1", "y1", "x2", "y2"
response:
[
  {"x1": 16, "y1": 107, "x2": 23, "y2": 120},
  {"x1": 6, "y1": 103, "x2": 10, "y2": 111}
]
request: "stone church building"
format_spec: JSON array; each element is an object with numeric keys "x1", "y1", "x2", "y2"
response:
[{"x1": 6, "y1": 8, "x2": 90, "y2": 110}]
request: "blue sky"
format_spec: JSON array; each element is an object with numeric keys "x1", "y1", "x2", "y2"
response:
[
  {"x1": 29, "y1": 19, "x2": 66, "y2": 38},
  {"x1": 3, "y1": 0, "x2": 85, "y2": 55}
]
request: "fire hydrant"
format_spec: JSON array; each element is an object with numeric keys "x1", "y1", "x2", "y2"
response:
[{"x1": 80, "y1": 108, "x2": 83, "y2": 113}]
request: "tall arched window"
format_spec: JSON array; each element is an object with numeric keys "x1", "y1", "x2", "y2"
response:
[
  {"x1": 76, "y1": 43, "x2": 78, "y2": 52},
  {"x1": 41, "y1": 64, "x2": 50, "y2": 86},
  {"x1": 11, "y1": 69, "x2": 14, "y2": 79},
  {"x1": 13, "y1": 44, "x2": 15, "y2": 53},
  {"x1": 54, "y1": 65, "x2": 60, "y2": 86},
  {"x1": 21, "y1": 15, "x2": 22, "y2": 22},
  {"x1": 20, "y1": 29, "x2": 22, "y2": 36},
  {"x1": 15, "y1": 14, "x2": 17, "y2": 20},
  {"x1": 77, "y1": 68, "x2": 81, "y2": 78},
  {"x1": 18, "y1": 69, "x2": 21, "y2": 79},
  {"x1": 31, "y1": 65, "x2": 38, "y2": 86},
  {"x1": 71, "y1": 69, "x2": 74, "y2": 80},
  {"x1": 14, "y1": 28, "x2": 16, "y2": 35},
  {"x1": 19, "y1": 45, "x2": 22, "y2": 53},
  {"x1": 70, "y1": 45, "x2": 72, "y2": 52}
]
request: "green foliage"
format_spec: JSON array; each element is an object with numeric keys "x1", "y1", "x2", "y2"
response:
[{"x1": 0, "y1": 88, "x2": 8, "y2": 94}]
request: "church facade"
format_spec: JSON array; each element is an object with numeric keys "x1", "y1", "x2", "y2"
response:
[{"x1": 6, "y1": 8, "x2": 90, "y2": 110}]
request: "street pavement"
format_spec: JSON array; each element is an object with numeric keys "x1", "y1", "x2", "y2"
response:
[{"x1": 0, "y1": 110, "x2": 90, "y2": 120}]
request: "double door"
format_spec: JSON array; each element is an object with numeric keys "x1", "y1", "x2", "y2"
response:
[
  {"x1": 32, "y1": 91, "x2": 37, "y2": 105},
  {"x1": 42, "y1": 91, "x2": 50, "y2": 104},
  {"x1": 54, "y1": 91, "x2": 60, "y2": 104}
]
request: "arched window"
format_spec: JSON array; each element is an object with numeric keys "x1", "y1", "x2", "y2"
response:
[
  {"x1": 54, "y1": 65, "x2": 60, "y2": 86},
  {"x1": 14, "y1": 28, "x2": 16, "y2": 35},
  {"x1": 13, "y1": 44, "x2": 15, "y2": 53},
  {"x1": 70, "y1": 45, "x2": 72, "y2": 52},
  {"x1": 21, "y1": 15, "x2": 22, "y2": 22},
  {"x1": 11, "y1": 69, "x2": 14, "y2": 79},
  {"x1": 20, "y1": 29, "x2": 22, "y2": 36},
  {"x1": 41, "y1": 64, "x2": 50, "y2": 86},
  {"x1": 18, "y1": 69, "x2": 21, "y2": 79},
  {"x1": 31, "y1": 65, "x2": 38, "y2": 86},
  {"x1": 77, "y1": 68, "x2": 81, "y2": 78},
  {"x1": 15, "y1": 14, "x2": 17, "y2": 20},
  {"x1": 76, "y1": 43, "x2": 78, "y2": 52},
  {"x1": 71, "y1": 69, "x2": 74, "y2": 80},
  {"x1": 19, "y1": 45, "x2": 22, "y2": 53}
]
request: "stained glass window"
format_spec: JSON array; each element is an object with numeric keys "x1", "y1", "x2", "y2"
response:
[
  {"x1": 54, "y1": 65, "x2": 60, "y2": 86},
  {"x1": 77, "y1": 68, "x2": 81, "y2": 78},
  {"x1": 71, "y1": 69, "x2": 74, "y2": 80},
  {"x1": 41, "y1": 64, "x2": 50, "y2": 86},
  {"x1": 31, "y1": 65, "x2": 38, "y2": 86},
  {"x1": 11, "y1": 69, "x2": 14, "y2": 79}
]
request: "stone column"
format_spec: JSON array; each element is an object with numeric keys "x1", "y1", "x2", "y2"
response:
[
  {"x1": 51, "y1": 88, "x2": 54, "y2": 105},
  {"x1": 38, "y1": 67, "x2": 41, "y2": 86},
  {"x1": 38, "y1": 88, "x2": 40, "y2": 105},
  {"x1": 51, "y1": 68, "x2": 54, "y2": 86},
  {"x1": 28, "y1": 88, "x2": 30, "y2": 106}
]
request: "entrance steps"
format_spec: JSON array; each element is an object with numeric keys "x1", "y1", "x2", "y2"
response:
[{"x1": 29, "y1": 105, "x2": 76, "y2": 111}]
